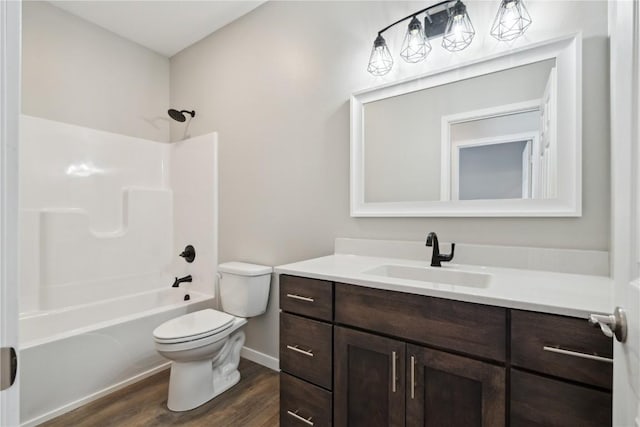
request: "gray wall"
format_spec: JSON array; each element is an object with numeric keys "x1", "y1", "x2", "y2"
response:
[
  {"x1": 169, "y1": 1, "x2": 610, "y2": 359},
  {"x1": 22, "y1": 1, "x2": 171, "y2": 142}
]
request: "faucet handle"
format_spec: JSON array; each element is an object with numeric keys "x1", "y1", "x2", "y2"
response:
[
  {"x1": 179, "y1": 245, "x2": 196, "y2": 263},
  {"x1": 440, "y1": 243, "x2": 455, "y2": 262}
]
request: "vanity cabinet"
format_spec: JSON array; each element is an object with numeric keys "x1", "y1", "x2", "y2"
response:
[{"x1": 279, "y1": 274, "x2": 613, "y2": 427}]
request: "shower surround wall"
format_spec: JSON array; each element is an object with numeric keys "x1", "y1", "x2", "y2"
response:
[
  {"x1": 18, "y1": 116, "x2": 219, "y2": 425},
  {"x1": 19, "y1": 115, "x2": 173, "y2": 313}
]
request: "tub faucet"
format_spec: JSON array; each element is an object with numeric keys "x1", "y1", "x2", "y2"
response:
[
  {"x1": 425, "y1": 232, "x2": 455, "y2": 267},
  {"x1": 172, "y1": 275, "x2": 192, "y2": 288}
]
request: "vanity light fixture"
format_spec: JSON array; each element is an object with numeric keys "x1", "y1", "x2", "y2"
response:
[
  {"x1": 400, "y1": 16, "x2": 432, "y2": 63},
  {"x1": 490, "y1": 0, "x2": 532, "y2": 41},
  {"x1": 367, "y1": 34, "x2": 394, "y2": 76},
  {"x1": 367, "y1": 0, "x2": 474, "y2": 75},
  {"x1": 367, "y1": 0, "x2": 533, "y2": 75},
  {"x1": 441, "y1": 0, "x2": 475, "y2": 52}
]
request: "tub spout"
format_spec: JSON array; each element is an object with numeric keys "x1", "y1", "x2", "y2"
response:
[{"x1": 172, "y1": 275, "x2": 192, "y2": 288}]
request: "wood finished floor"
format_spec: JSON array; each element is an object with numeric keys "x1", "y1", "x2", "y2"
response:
[{"x1": 42, "y1": 359, "x2": 279, "y2": 427}]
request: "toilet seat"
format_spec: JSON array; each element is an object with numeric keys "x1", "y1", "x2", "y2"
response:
[{"x1": 153, "y1": 309, "x2": 235, "y2": 344}]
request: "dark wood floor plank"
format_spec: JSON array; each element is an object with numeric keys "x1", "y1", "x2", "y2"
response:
[{"x1": 42, "y1": 359, "x2": 279, "y2": 427}]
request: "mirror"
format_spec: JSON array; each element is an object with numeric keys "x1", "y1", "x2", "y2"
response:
[{"x1": 351, "y1": 35, "x2": 581, "y2": 217}]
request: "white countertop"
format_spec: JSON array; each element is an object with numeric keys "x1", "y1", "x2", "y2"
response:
[{"x1": 275, "y1": 254, "x2": 614, "y2": 318}]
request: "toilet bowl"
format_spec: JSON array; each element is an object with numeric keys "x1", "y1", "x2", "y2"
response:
[{"x1": 153, "y1": 262, "x2": 271, "y2": 411}]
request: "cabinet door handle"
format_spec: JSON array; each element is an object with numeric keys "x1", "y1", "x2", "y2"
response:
[
  {"x1": 286, "y1": 293, "x2": 314, "y2": 303},
  {"x1": 286, "y1": 344, "x2": 314, "y2": 357},
  {"x1": 410, "y1": 355, "x2": 416, "y2": 399},
  {"x1": 391, "y1": 351, "x2": 397, "y2": 393},
  {"x1": 287, "y1": 410, "x2": 314, "y2": 426},
  {"x1": 542, "y1": 346, "x2": 613, "y2": 363}
]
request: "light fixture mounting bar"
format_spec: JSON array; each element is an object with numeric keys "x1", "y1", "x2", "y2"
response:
[{"x1": 376, "y1": 0, "x2": 456, "y2": 37}]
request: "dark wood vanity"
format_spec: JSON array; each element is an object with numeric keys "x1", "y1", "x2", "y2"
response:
[{"x1": 279, "y1": 274, "x2": 613, "y2": 427}]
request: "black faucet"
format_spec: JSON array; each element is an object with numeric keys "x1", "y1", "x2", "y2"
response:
[
  {"x1": 172, "y1": 275, "x2": 192, "y2": 288},
  {"x1": 425, "y1": 232, "x2": 455, "y2": 267}
]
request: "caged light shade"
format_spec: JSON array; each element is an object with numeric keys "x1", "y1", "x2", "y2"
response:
[
  {"x1": 442, "y1": 0, "x2": 475, "y2": 52},
  {"x1": 400, "y1": 16, "x2": 432, "y2": 63},
  {"x1": 367, "y1": 34, "x2": 394, "y2": 76},
  {"x1": 490, "y1": 0, "x2": 532, "y2": 41}
]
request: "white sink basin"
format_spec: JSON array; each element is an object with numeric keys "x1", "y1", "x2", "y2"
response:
[{"x1": 365, "y1": 264, "x2": 491, "y2": 288}]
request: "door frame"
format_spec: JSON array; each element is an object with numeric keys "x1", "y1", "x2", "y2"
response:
[{"x1": 0, "y1": 0, "x2": 21, "y2": 425}]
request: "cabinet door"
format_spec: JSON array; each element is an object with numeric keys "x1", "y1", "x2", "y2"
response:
[
  {"x1": 334, "y1": 326, "x2": 405, "y2": 427},
  {"x1": 406, "y1": 344, "x2": 505, "y2": 427}
]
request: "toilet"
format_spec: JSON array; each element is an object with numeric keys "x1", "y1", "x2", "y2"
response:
[{"x1": 153, "y1": 262, "x2": 272, "y2": 411}]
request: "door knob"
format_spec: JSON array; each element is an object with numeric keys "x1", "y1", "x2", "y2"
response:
[{"x1": 589, "y1": 306, "x2": 627, "y2": 343}]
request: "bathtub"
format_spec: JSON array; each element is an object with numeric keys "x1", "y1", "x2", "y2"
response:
[{"x1": 19, "y1": 288, "x2": 214, "y2": 426}]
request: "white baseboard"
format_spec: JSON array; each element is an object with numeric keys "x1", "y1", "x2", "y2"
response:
[
  {"x1": 241, "y1": 346, "x2": 280, "y2": 371},
  {"x1": 21, "y1": 362, "x2": 171, "y2": 427}
]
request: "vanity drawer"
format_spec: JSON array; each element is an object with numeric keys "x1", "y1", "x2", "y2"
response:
[
  {"x1": 281, "y1": 373, "x2": 332, "y2": 427},
  {"x1": 280, "y1": 275, "x2": 333, "y2": 321},
  {"x1": 335, "y1": 283, "x2": 507, "y2": 362},
  {"x1": 510, "y1": 369, "x2": 611, "y2": 427},
  {"x1": 280, "y1": 312, "x2": 333, "y2": 390},
  {"x1": 511, "y1": 310, "x2": 613, "y2": 389}
]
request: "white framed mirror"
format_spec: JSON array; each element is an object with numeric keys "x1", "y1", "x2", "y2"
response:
[{"x1": 350, "y1": 34, "x2": 581, "y2": 217}]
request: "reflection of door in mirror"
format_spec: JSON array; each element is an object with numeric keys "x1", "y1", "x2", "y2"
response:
[
  {"x1": 538, "y1": 67, "x2": 557, "y2": 199},
  {"x1": 441, "y1": 64, "x2": 557, "y2": 201}
]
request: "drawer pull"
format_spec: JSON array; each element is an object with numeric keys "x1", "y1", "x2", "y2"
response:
[
  {"x1": 542, "y1": 346, "x2": 613, "y2": 363},
  {"x1": 391, "y1": 351, "x2": 397, "y2": 393},
  {"x1": 286, "y1": 293, "x2": 315, "y2": 303},
  {"x1": 286, "y1": 344, "x2": 314, "y2": 357},
  {"x1": 287, "y1": 410, "x2": 314, "y2": 426},
  {"x1": 410, "y1": 355, "x2": 416, "y2": 399}
]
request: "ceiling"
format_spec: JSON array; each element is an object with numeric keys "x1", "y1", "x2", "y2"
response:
[{"x1": 49, "y1": 1, "x2": 266, "y2": 57}]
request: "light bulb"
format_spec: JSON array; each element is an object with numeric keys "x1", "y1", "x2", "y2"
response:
[
  {"x1": 367, "y1": 34, "x2": 394, "y2": 76},
  {"x1": 442, "y1": 1, "x2": 475, "y2": 52},
  {"x1": 490, "y1": 0, "x2": 532, "y2": 41},
  {"x1": 400, "y1": 16, "x2": 431, "y2": 63}
]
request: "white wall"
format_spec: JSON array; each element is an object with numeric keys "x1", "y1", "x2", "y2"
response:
[
  {"x1": 171, "y1": 0, "x2": 609, "y2": 360},
  {"x1": 22, "y1": 1, "x2": 171, "y2": 142}
]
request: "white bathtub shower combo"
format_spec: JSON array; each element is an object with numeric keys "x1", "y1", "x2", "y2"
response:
[{"x1": 18, "y1": 116, "x2": 221, "y2": 426}]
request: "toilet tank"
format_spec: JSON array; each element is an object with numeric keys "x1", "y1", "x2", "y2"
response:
[{"x1": 218, "y1": 262, "x2": 272, "y2": 317}]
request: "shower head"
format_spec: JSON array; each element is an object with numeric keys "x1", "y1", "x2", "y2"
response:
[{"x1": 168, "y1": 109, "x2": 196, "y2": 122}]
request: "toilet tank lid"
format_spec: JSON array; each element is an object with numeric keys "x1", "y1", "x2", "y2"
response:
[{"x1": 218, "y1": 262, "x2": 272, "y2": 276}]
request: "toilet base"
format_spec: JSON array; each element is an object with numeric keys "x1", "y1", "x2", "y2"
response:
[{"x1": 167, "y1": 330, "x2": 245, "y2": 412}]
